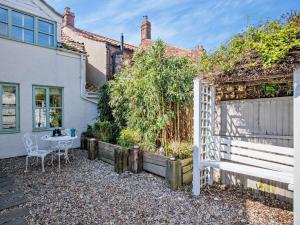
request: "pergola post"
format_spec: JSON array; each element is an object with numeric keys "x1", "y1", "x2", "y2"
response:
[
  {"x1": 192, "y1": 78, "x2": 201, "y2": 195},
  {"x1": 294, "y1": 67, "x2": 300, "y2": 225}
]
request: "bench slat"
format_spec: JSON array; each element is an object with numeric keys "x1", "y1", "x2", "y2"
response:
[
  {"x1": 220, "y1": 146, "x2": 293, "y2": 165},
  {"x1": 210, "y1": 150, "x2": 293, "y2": 173},
  {"x1": 200, "y1": 160, "x2": 293, "y2": 184},
  {"x1": 220, "y1": 138, "x2": 294, "y2": 156}
]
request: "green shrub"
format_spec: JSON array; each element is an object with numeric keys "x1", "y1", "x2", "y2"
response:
[
  {"x1": 85, "y1": 124, "x2": 94, "y2": 137},
  {"x1": 165, "y1": 141, "x2": 193, "y2": 159},
  {"x1": 93, "y1": 120, "x2": 112, "y2": 142},
  {"x1": 117, "y1": 128, "x2": 141, "y2": 148}
]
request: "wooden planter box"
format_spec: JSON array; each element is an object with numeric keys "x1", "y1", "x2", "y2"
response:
[
  {"x1": 143, "y1": 152, "x2": 169, "y2": 177},
  {"x1": 97, "y1": 141, "x2": 117, "y2": 165},
  {"x1": 142, "y1": 152, "x2": 193, "y2": 190},
  {"x1": 86, "y1": 140, "x2": 192, "y2": 190}
]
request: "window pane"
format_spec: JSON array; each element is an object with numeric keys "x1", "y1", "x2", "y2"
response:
[
  {"x1": 12, "y1": 11, "x2": 22, "y2": 27},
  {"x1": 35, "y1": 88, "x2": 46, "y2": 107},
  {"x1": 35, "y1": 108, "x2": 46, "y2": 128},
  {"x1": 24, "y1": 14, "x2": 34, "y2": 29},
  {"x1": 12, "y1": 26, "x2": 22, "y2": 41},
  {"x1": 50, "y1": 88, "x2": 62, "y2": 107},
  {"x1": 0, "y1": 22, "x2": 8, "y2": 36},
  {"x1": 49, "y1": 35, "x2": 54, "y2": 47},
  {"x1": 2, "y1": 86, "x2": 16, "y2": 107},
  {"x1": 50, "y1": 108, "x2": 62, "y2": 128},
  {"x1": 38, "y1": 33, "x2": 49, "y2": 46},
  {"x1": 0, "y1": 8, "x2": 8, "y2": 23},
  {"x1": 24, "y1": 29, "x2": 34, "y2": 43},
  {"x1": 38, "y1": 20, "x2": 54, "y2": 34},
  {"x1": 2, "y1": 108, "x2": 16, "y2": 129}
]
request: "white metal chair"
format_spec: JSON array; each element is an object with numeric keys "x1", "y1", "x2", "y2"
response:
[
  {"x1": 23, "y1": 133, "x2": 52, "y2": 172},
  {"x1": 52, "y1": 140, "x2": 74, "y2": 170}
]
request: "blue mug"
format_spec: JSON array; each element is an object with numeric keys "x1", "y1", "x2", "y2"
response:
[{"x1": 70, "y1": 128, "x2": 76, "y2": 137}]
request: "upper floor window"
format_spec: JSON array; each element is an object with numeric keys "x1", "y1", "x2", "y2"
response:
[
  {"x1": 0, "y1": 7, "x2": 8, "y2": 37},
  {"x1": 0, "y1": 6, "x2": 56, "y2": 48},
  {"x1": 12, "y1": 11, "x2": 34, "y2": 44},
  {"x1": 38, "y1": 20, "x2": 54, "y2": 47},
  {"x1": 0, "y1": 83, "x2": 19, "y2": 133}
]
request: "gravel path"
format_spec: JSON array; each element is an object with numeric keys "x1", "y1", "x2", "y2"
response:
[{"x1": 0, "y1": 150, "x2": 293, "y2": 225}]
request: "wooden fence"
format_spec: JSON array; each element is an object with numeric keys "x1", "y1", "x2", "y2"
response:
[{"x1": 215, "y1": 96, "x2": 293, "y2": 147}]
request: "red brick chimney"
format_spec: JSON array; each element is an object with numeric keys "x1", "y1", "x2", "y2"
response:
[
  {"x1": 63, "y1": 7, "x2": 75, "y2": 28},
  {"x1": 141, "y1": 16, "x2": 151, "y2": 41}
]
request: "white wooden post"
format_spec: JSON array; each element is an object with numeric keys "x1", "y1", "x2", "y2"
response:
[
  {"x1": 193, "y1": 78, "x2": 201, "y2": 195},
  {"x1": 294, "y1": 67, "x2": 300, "y2": 225}
]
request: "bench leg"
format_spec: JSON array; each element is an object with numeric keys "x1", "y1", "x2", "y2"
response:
[{"x1": 208, "y1": 167, "x2": 214, "y2": 185}]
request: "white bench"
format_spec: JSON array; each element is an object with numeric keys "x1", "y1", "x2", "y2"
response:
[{"x1": 200, "y1": 138, "x2": 294, "y2": 191}]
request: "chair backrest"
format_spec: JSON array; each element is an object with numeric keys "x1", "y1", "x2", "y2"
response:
[
  {"x1": 23, "y1": 133, "x2": 38, "y2": 154},
  {"x1": 209, "y1": 137, "x2": 294, "y2": 173}
]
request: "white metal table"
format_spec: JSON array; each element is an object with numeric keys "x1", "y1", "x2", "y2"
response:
[{"x1": 42, "y1": 135, "x2": 78, "y2": 170}]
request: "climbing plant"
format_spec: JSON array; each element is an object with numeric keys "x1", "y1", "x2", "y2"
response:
[
  {"x1": 109, "y1": 40, "x2": 197, "y2": 151},
  {"x1": 198, "y1": 12, "x2": 300, "y2": 75}
]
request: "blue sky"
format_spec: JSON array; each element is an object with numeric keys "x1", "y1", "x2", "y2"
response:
[{"x1": 49, "y1": 0, "x2": 300, "y2": 52}]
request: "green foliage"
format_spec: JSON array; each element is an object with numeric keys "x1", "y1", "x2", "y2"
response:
[
  {"x1": 165, "y1": 141, "x2": 193, "y2": 159},
  {"x1": 117, "y1": 128, "x2": 141, "y2": 148},
  {"x1": 93, "y1": 120, "x2": 112, "y2": 142},
  {"x1": 260, "y1": 83, "x2": 293, "y2": 97},
  {"x1": 260, "y1": 83, "x2": 279, "y2": 97},
  {"x1": 109, "y1": 40, "x2": 197, "y2": 150},
  {"x1": 98, "y1": 84, "x2": 114, "y2": 122},
  {"x1": 85, "y1": 124, "x2": 94, "y2": 137},
  {"x1": 198, "y1": 12, "x2": 300, "y2": 75}
]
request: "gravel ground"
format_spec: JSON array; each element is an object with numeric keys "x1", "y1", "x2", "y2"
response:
[{"x1": 0, "y1": 150, "x2": 293, "y2": 225}]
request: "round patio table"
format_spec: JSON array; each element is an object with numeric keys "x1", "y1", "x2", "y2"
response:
[{"x1": 42, "y1": 135, "x2": 78, "y2": 170}]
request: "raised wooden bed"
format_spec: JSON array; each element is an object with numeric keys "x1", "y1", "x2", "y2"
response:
[
  {"x1": 85, "y1": 139, "x2": 193, "y2": 190},
  {"x1": 143, "y1": 152, "x2": 169, "y2": 177},
  {"x1": 142, "y1": 152, "x2": 193, "y2": 190},
  {"x1": 97, "y1": 141, "x2": 117, "y2": 165},
  {"x1": 180, "y1": 158, "x2": 193, "y2": 185}
]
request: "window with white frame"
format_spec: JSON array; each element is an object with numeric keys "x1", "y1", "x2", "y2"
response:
[
  {"x1": 12, "y1": 11, "x2": 34, "y2": 44},
  {"x1": 0, "y1": 83, "x2": 19, "y2": 132},
  {"x1": 33, "y1": 86, "x2": 63, "y2": 130}
]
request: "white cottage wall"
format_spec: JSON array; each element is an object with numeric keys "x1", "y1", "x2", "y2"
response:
[{"x1": 0, "y1": 38, "x2": 97, "y2": 159}]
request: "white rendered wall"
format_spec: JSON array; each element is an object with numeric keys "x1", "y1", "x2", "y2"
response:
[
  {"x1": 0, "y1": 38, "x2": 97, "y2": 159},
  {"x1": 63, "y1": 27, "x2": 107, "y2": 87}
]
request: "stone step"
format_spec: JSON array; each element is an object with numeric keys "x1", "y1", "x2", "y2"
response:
[
  {"x1": 0, "y1": 192, "x2": 26, "y2": 211},
  {"x1": 0, "y1": 207, "x2": 28, "y2": 225}
]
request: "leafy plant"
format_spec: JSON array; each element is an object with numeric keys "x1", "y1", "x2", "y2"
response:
[
  {"x1": 117, "y1": 128, "x2": 141, "y2": 148},
  {"x1": 109, "y1": 40, "x2": 197, "y2": 150},
  {"x1": 165, "y1": 141, "x2": 193, "y2": 159},
  {"x1": 93, "y1": 120, "x2": 112, "y2": 142},
  {"x1": 198, "y1": 12, "x2": 300, "y2": 75},
  {"x1": 84, "y1": 124, "x2": 94, "y2": 138}
]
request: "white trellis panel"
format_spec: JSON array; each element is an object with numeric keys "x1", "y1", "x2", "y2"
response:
[{"x1": 193, "y1": 78, "x2": 215, "y2": 195}]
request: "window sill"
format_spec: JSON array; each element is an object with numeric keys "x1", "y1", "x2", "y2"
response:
[{"x1": 0, "y1": 130, "x2": 20, "y2": 134}]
